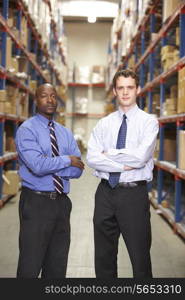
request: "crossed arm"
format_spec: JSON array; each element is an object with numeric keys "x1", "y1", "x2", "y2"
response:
[
  {"x1": 16, "y1": 126, "x2": 84, "y2": 178},
  {"x1": 86, "y1": 118, "x2": 159, "y2": 172}
]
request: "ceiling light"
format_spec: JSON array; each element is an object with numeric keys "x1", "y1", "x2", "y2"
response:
[{"x1": 87, "y1": 16, "x2": 97, "y2": 23}]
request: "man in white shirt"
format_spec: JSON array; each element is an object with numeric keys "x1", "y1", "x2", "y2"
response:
[{"x1": 87, "y1": 69, "x2": 159, "y2": 278}]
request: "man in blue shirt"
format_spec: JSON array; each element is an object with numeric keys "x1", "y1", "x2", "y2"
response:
[{"x1": 15, "y1": 83, "x2": 84, "y2": 278}]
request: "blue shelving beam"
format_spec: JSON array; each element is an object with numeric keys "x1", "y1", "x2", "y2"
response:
[
  {"x1": 15, "y1": 7, "x2": 21, "y2": 57},
  {"x1": 139, "y1": 29, "x2": 145, "y2": 110},
  {"x1": 175, "y1": 178, "x2": 182, "y2": 222},
  {"x1": 179, "y1": 8, "x2": 185, "y2": 58},
  {"x1": 0, "y1": 120, "x2": 4, "y2": 198},
  {"x1": 148, "y1": 12, "x2": 156, "y2": 113},
  {"x1": 174, "y1": 8, "x2": 185, "y2": 224},
  {"x1": 0, "y1": 0, "x2": 9, "y2": 199},
  {"x1": 157, "y1": 123, "x2": 164, "y2": 204}
]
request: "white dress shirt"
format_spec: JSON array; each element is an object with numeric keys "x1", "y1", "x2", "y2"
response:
[{"x1": 86, "y1": 104, "x2": 159, "y2": 182}]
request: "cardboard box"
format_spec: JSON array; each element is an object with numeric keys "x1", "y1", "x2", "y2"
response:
[
  {"x1": 164, "y1": 139, "x2": 176, "y2": 161},
  {"x1": 0, "y1": 90, "x2": 6, "y2": 102},
  {"x1": 4, "y1": 102, "x2": 12, "y2": 114},
  {"x1": 42, "y1": 69, "x2": 51, "y2": 82},
  {"x1": 6, "y1": 85, "x2": 19, "y2": 98},
  {"x1": 6, "y1": 37, "x2": 13, "y2": 69},
  {"x1": 29, "y1": 80, "x2": 37, "y2": 92},
  {"x1": 56, "y1": 85, "x2": 66, "y2": 99},
  {"x1": 20, "y1": 16, "x2": 28, "y2": 46},
  {"x1": 7, "y1": 8, "x2": 15, "y2": 28},
  {"x1": 161, "y1": 45, "x2": 176, "y2": 56},
  {"x1": 0, "y1": 101, "x2": 5, "y2": 113},
  {"x1": 178, "y1": 130, "x2": 185, "y2": 169},
  {"x1": 5, "y1": 136, "x2": 16, "y2": 152},
  {"x1": 178, "y1": 66, "x2": 185, "y2": 113},
  {"x1": 170, "y1": 85, "x2": 178, "y2": 98},
  {"x1": 19, "y1": 92, "x2": 28, "y2": 117},
  {"x1": 163, "y1": 0, "x2": 182, "y2": 23},
  {"x1": 18, "y1": 56, "x2": 28, "y2": 73},
  {"x1": 3, "y1": 170, "x2": 20, "y2": 195}
]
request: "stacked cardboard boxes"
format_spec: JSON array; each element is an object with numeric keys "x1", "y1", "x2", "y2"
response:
[
  {"x1": 5, "y1": 85, "x2": 19, "y2": 115},
  {"x1": 163, "y1": 0, "x2": 183, "y2": 23},
  {"x1": 18, "y1": 92, "x2": 29, "y2": 118},
  {"x1": 163, "y1": 130, "x2": 176, "y2": 162},
  {"x1": 162, "y1": 85, "x2": 178, "y2": 116},
  {"x1": 162, "y1": 98, "x2": 177, "y2": 116},
  {"x1": 29, "y1": 80, "x2": 37, "y2": 93},
  {"x1": 56, "y1": 85, "x2": 67, "y2": 102},
  {"x1": 152, "y1": 94, "x2": 160, "y2": 116},
  {"x1": 177, "y1": 66, "x2": 185, "y2": 113},
  {"x1": 161, "y1": 45, "x2": 179, "y2": 71},
  {"x1": 178, "y1": 130, "x2": 185, "y2": 170},
  {"x1": 0, "y1": 90, "x2": 6, "y2": 113}
]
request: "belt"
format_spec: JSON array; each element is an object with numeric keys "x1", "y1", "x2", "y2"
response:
[
  {"x1": 101, "y1": 179, "x2": 146, "y2": 188},
  {"x1": 33, "y1": 190, "x2": 59, "y2": 199},
  {"x1": 22, "y1": 187, "x2": 63, "y2": 200}
]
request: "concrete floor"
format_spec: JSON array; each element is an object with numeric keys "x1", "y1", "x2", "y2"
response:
[{"x1": 0, "y1": 158, "x2": 185, "y2": 278}]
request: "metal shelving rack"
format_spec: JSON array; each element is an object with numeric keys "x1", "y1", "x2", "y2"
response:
[
  {"x1": 108, "y1": 0, "x2": 185, "y2": 239},
  {"x1": 0, "y1": 0, "x2": 66, "y2": 207},
  {"x1": 68, "y1": 62, "x2": 106, "y2": 131},
  {"x1": 68, "y1": 82, "x2": 106, "y2": 132}
]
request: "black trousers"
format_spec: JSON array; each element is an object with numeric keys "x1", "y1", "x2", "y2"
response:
[
  {"x1": 17, "y1": 187, "x2": 72, "y2": 278},
  {"x1": 93, "y1": 181, "x2": 152, "y2": 278}
]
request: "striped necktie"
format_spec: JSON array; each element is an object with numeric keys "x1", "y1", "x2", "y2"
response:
[
  {"x1": 109, "y1": 114, "x2": 127, "y2": 188},
  {"x1": 48, "y1": 121, "x2": 64, "y2": 194}
]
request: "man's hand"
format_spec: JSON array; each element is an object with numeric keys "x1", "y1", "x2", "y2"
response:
[
  {"x1": 69, "y1": 156, "x2": 85, "y2": 169},
  {"x1": 124, "y1": 165, "x2": 134, "y2": 170}
]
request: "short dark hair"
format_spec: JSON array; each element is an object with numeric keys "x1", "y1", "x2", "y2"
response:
[{"x1": 112, "y1": 68, "x2": 139, "y2": 89}]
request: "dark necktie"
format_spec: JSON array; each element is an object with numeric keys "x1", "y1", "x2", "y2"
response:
[
  {"x1": 108, "y1": 114, "x2": 127, "y2": 188},
  {"x1": 48, "y1": 121, "x2": 64, "y2": 194}
]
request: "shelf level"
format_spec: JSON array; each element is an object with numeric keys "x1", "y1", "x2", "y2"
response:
[
  {"x1": 158, "y1": 113, "x2": 185, "y2": 123},
  {"x1": 43, "y1": 0, "x2": 66, "y2": 65},
  {"x1": 0, "y1": 65, "x2": 34, "y2": 95},
  {"x1": 121, "y1": 0, "x2": 161, "y2": 68},
  {"x1": 66, "y1": 113, "x2": 105, "y2": 118},
  {"x1": 0, "y1": 13, "x2": 49, "y2": 82},
  {"x1": 138, "y1": 55, "x2": 185, "y2": 96},
  {"x1": 150, "y1": 194, "x2": 185, "y2": 240},
  {"x1": 68, "y1": 82, "x2": 105, "y2": 88},
  {"x1": 0, "y1": 113, "x2": 27, "y2": 123},
  {"x1": 0, "y1": 152, "x2": 17, "y2": 165},
  {"x1": 154, "y1": 159, "x2": 185, "y2": 180},
  {"x1": 135, "y1": 1, "x2": 185, "y2": 70}
]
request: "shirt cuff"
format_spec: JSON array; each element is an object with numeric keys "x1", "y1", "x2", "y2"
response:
[
  {"x1": 107, "y1": 148, "x2": 122, "y2": 155},
  {"x1": 62, "y1": 155, "x2": 71, "y2": 167}
]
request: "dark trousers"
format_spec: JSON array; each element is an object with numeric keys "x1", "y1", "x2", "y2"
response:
[
  {"x1": 93, "y1": 181, "x2": 152, "y2": 278},
  {"x1": 17, "y1": 187, "x2": 72, "y2": 278}
]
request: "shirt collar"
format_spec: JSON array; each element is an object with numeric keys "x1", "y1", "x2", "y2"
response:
[
  {"x1": 118, "y1": 104, "x2": 139, "y2": 121},
  {"x1": 36, "y1": 113, "x2": 54, "y2": 128}
]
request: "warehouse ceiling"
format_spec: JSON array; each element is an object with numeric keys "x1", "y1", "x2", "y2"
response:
[{"x1": 59, "y1": 0, "x2": 119, "y2": 22}]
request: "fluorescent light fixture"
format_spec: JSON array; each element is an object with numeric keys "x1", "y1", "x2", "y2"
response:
[
  {"x1": 87, "y1": 16, "x2": 97, "y2": 23},
  {"x1": 59, "y1": 1, "x2": 118, "y2": 18}
]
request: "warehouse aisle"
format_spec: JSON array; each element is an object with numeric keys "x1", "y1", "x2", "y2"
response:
[{"x1": 0, "y1": 156, "x2": 185, "y2": 278}]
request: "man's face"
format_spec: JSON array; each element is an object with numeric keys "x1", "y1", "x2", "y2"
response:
[
  {"x1": 113, "y1": 76, "x2": 140, "y2": 109},
  {"x1": 36, "y1": 84, "x2": 57, "y2": 118}
]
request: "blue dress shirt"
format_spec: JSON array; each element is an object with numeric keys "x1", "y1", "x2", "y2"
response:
[{"x1": 15, "y1": 113, "x2": 83, "y2": 193}]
